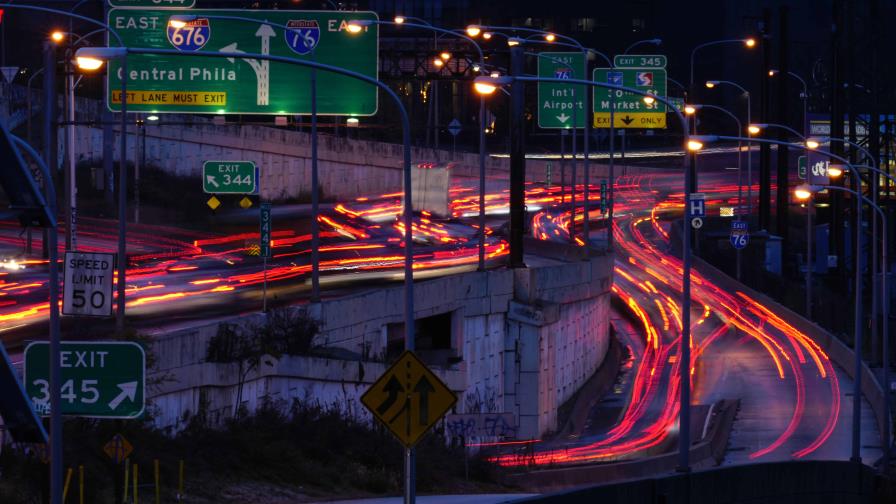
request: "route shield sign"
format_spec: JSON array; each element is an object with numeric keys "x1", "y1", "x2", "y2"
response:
[
  {"x1": 593, "y1": 66, "x2": 667, "y2": 129},
  {"x1": 24, "y1": 341, "x2": 146, "y2": 419},
  {"x1": 730, "y1": 221, "x2": 749, "y2": 249},
  {"x1": 63, "y1": 252, "x2": 115, "y2": 317},
  {"x1": 361, "y1": 350, "x2": 456, "y2": 448},
  {"x1": 107, "y1": 9, "x2": 379, "y2": 115},
  {"x1": 203, "y1": 161, "x2": 257, "y2": 194},
  {"x1": 537, "y1": 52, "x2": 586, "y2": 129}
]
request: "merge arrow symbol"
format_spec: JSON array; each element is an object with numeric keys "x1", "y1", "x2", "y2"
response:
[
  {"x1": 108, "y1": 382, "x2": 138, "y2": 411},
  {"x1": 556, "y1": 113, "x2": 570, "y2": 123},
  {"x1": 206, "y1": 175, "x2": 220, "y2": 188},
  {"x1": 219, "y1": 42, "x2": 244, "y2": 64},
  {"x1": 621, "y1": 116, "x2": 635, "y2": 126},
  {"x1": 413, "y1": 376, "x2": 435, "y2": 426}
]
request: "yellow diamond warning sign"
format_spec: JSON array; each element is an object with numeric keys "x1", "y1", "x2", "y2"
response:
[
  {"x1": 103, "y1": 434, "x2": 133, "y2": 464},
  {"x1": 362, "y1": 351, "x2": 457, "y2": 448},
  {"x1": 593, "y1": 112, "x2": 667, "y2": 129},
  {"x1": 206, "y1": 196, "x2": 221, "y2": 211}
]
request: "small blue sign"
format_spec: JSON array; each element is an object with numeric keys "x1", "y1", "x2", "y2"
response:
[
  {"x1": 285, "y1": 19, "x2": 321, "y2": 55},
  {"x1": 687, "y1": 196, "x2": 705, "y2": 218},
  {"x1": 167, "y1": 18, "x2": 210, "y2": 52},
  {"x1": 607, "y1": 71, "x2": 623, "y2": 86},
  {"x1": 554, "y1": 67, "x2": 572, "y2": 79},
  {"x1": 730, "y1": 221, "x2": 748, "y2": 250},
  {"x1": 636, "y1": 71, "x2": 654, "y2": 87}
]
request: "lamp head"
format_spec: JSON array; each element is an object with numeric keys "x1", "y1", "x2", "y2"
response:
[
  {"x1": 394, "y1": 16, "x2": 406, "y2": 24},
  {"x1": 744, "y1": 37, "x2": 757, "y2": 47},
  {"x1": 474, "y1": 75, "x2": 513, "y2": 96},
  {"x1": 705, "y1": 80, "x2": 718, "y2": 88},
  {"x1": 466, "y1": 25, "x2": 482, "y2": 37},
  {"x1": 74, "y1": 47, "x2": 126, "y2": 71},
  {"x1": 167, "y1": 15, "x2": 197, "y2": 28},
  {"x1": 50, "y1": 31, "x2": 65, "y2": 43},
  {"x1": 805, "y1": 139, "x2": 821, "y2": 149},
  {"x1": 440, "y1": 51, "x2": 451, "y2": 61},
  {"x1": 482, "y1": 32, "x2": 493, "y2": 40},
  {"x1": 827, "y1": 165, "x2": 844, "y2": 178},
  {"x1": 747, "y1": 125, "x2": 762, "y2": 135},
  {"x1": 768, "y1": 69, "x2": 778, "y2": 77},
  {"x1": 684, "y1": 105, "x2": 698, "y2": 115},
  {"x1": 544, "y1": 33, "x2": 556, "y2": 42},
  {"x1": 346, "y1": 21, "x2": 365, "y2": 33},
  {"x1": 687, "y1": 140, "x2": 704, "y2": 152},
  {"x1": 433, "y1": 58, "x2": 444, "y2": 68},
  {"x1": 643, "y1": 95, "x2": 656, "y2": 105},
  {"x1": 793, "y1": 185, "x2": 814, "y2": 200},
  {"x1": 507, "y1": 37, "x2": 522, "y2": 47}
]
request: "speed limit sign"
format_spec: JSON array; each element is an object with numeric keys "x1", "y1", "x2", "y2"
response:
[{"x1": 63, "y1": 252, "x2": 115, "y2": 317}]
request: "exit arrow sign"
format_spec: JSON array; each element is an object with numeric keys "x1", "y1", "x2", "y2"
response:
[
  {"x1": 24, "y1": 341, "x2": 145, "y2": 419},
  {"x1": 203, "y1": 161, "x2": 258, "y2": 194}
]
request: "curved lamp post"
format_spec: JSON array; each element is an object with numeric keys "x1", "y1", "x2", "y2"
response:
[{"x1": 706, "y1": 80, "x2": 753, "y2": 217}]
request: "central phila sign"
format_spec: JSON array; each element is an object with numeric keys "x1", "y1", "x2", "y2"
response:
[
  {"x1": 24, "y1": 341, "x2": 145, "y2": 419},
  {"x1": 107, "y1": 9, "x2": 379, "y2": 115},
  {"x1": 63, "y1": 252, "x2": 115, "y2": 317},
  {"x1": 362, "y1": 351, "x2": 456, "y2": 448}
]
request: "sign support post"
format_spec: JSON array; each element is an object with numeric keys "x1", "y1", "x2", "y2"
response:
[{"x1": 260, "y1": 202, "x2": 272, "y2": 313}]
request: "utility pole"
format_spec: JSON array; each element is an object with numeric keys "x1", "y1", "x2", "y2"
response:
[
  {"x1": 758, "y1": 8, "x2": 772, "y2": 232},
  {"x1": 509, "y1": 44, "x2": 526, "y2": 268},
  {"x1": 43, "y1": 40, "x2": 63, "y2": 504},
  {"x1": 830, "y1": 0, "x2": 846, "y2": 321},
  {"x1": 775, "y1": 7, "x2": 790, "y2": 247}
]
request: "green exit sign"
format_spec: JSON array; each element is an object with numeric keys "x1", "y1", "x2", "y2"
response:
[
  {"x1": 108, "y1": 0, "x2": 195, "y2": 7},
  {"x1": 203, "y1": 161, "x2": 258, "y2": 194},
  {"x1": 24, "y1": 341, "x2": 146, "y2": 419},
  {"x1": 613, "y1": 54, "x2": 667, "y2": 68}
]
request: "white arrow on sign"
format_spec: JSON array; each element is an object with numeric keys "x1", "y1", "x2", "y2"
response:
[
  {"x1": 206, "y1": 175, "x2": 220, "y2": 188},
  {"x1": 108, "y1": 381, "x2": 138, "y2": 410},
  {"x1": 557, "y1": 113, "x2": 570, "y2": 123},
  {"x1": 219, "y1": 23, "x2": 275, "y2": 107}
]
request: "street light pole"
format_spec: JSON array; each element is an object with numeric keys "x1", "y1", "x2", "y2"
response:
[
  {"x1": 42, "y1": 39, "x2": 63, "y2": 504},
  {"x1": 706, "y1": 80, "x2": 752, "y2": 217}
]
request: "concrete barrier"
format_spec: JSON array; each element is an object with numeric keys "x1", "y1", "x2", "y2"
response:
[
  {"x1": 693, "y1": 256, "x2": 889, "y2": 453},
  {"x1": 514, "y1": 460, "x2": 881, "y2": 504}
]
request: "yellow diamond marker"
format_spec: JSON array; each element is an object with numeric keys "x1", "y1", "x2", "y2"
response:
[
  {"x1": 239, "y1": 196, "x2": 253, "y2": 209},
  {"x1": 206, "y1": 196, "x2": 221, "y2": 211}
]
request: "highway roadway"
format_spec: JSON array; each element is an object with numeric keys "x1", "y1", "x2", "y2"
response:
[{"x1": 0, "y1": 154, "x2": 881, "y2": 467}]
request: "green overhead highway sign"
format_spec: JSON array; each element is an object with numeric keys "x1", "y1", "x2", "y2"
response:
[
  {"x1": 593, "y1": 67, "x2": 667, "y2": 129},
  {"x1": 613, "y1": 54, "x2": 667, "y2": 68},
  {"x1": 203, "y1": 161, "x2": 257, "y2": 194},
  {"x1": 107, "y1": 9, "x2": 379, "y2": 115},
  {"x1": 109, "y1": 0, "x2": 195, "y2": 7},
  {"x1": 537, "y1": 52, "x2": 586, "y2": 129},
  {"x1": 24, "y1": 341, "x2": 145, "y2": 419}
]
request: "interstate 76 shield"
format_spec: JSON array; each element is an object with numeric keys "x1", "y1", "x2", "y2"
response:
[{"x1": 730, "y1": 221, "x2": 749, "y2": 250}]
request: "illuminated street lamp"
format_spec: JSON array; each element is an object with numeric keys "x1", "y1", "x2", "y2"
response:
[
  {"x1": 50, "y1": 30, "x2": 65, "y2": 42},
  {"x1": 706, "y1": 79, "x2": 753, "y2": 216}
]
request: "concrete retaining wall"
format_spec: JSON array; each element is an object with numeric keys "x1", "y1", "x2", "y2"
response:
[
  {"x1": 148, "y1": 252, "x2": 614, "y2": 439},
  {"x1": 59, "y1": 95, "x2": 625, "y2": 201}
]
